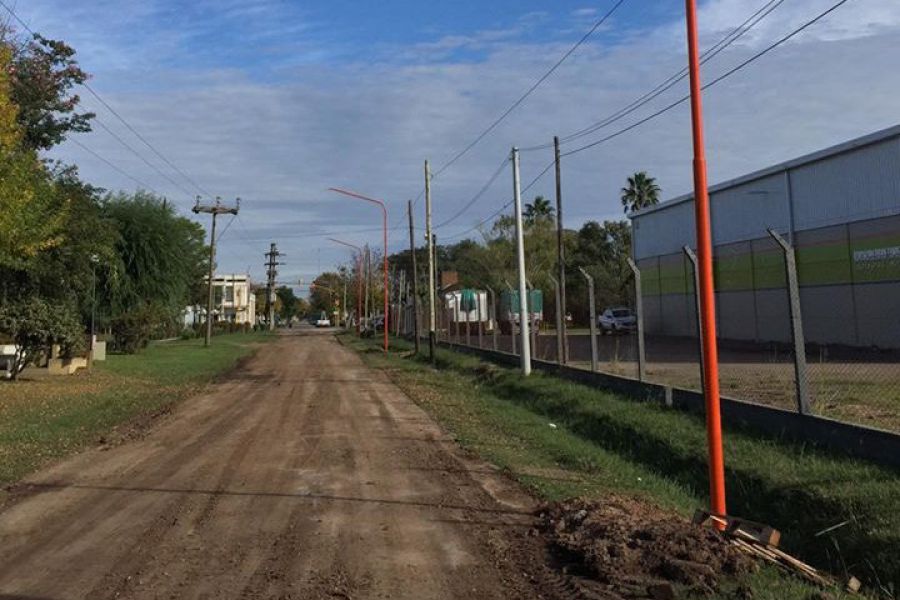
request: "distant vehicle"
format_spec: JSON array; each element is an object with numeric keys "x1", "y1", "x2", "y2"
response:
[
  {"x1": 315, "y1": 311, "x2": 331, "y2": 328},
  {"x1": 598, "y1": 307, "x2": 636, "y2": 334}
]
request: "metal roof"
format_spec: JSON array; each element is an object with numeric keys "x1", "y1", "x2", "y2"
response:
[{"x1": 629, "y1": 123, "x2": 900, "y2": 220}]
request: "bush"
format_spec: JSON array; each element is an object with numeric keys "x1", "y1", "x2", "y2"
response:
[
  {"x1": 110, "y1": 303, "x2": 168, "y2": 354},
  {"x1": 0, "y1": 297, "x2": 84, "y2": 380}
]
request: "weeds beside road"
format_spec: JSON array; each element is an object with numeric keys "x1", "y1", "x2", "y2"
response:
[
  {"x1": 344, "y1": 333, "x2": 899, "y2": 598},
  {"x1": 0, "y1": 332, "x2": 272, "y2": 488}
]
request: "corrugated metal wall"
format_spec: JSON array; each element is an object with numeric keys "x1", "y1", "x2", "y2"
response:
[{"x1": 631, "y1": 127, "x2": 900, "y2": 348}]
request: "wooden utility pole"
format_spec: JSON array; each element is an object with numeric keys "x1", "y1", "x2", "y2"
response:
[
  {"x1": 425, "y1": 160, "x2": 436, "y2": 362},
  {"x1": 264, "y1": 243, "x2": 284, "y2": 331},
  {"x1": 192, "y1": 196, "x2": 239, "y2": 347},
  {"x1": 408, "y1": 200, "x2": 421, "y2": 353},
  {"x1": 554, "y1": 136, "x2": 569, "y2": 363}
]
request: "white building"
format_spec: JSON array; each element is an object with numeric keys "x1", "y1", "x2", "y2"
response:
[{"x1": 184, "y1": 273, "x2": 257, "y2": 326}]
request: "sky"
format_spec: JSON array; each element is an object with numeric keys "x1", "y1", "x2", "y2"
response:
[{"x1": 9, "y1": 0, "x2": 900, "y2": 287}]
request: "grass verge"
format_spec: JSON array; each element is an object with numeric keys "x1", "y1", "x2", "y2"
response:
[
  {"x1": 0, "y1": 332, "x2": 272, "y2": 488},
  {"x1": 343, "y1": 333, "x2": 898, "y2": 599}
]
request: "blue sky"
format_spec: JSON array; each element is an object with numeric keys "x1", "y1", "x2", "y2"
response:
[{"x1": 11, "y1": 0, "x2": 900, "y2": 285}]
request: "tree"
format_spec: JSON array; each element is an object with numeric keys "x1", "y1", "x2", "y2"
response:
[
  {"x1": 275, "y1": 286, "x2": 303, "y2": 322},
  {"x1": 524, "y1": 195, "x2": 555, "y2": 225},
  {"x1": 0, "y1": 46, "x2": 67, "y2": 273},
  {"x1": 309, "y1": 272, "x2": 344, "y2": 314},
  {"x1": 9, "y1": 34, "x2": 94, "y2": 150},
  {"x1": 0, "y1": 297, "x2": 83, "y2": 380},
  {"x1": 620, "y1": 171, "x2": 660, "y2": 214},
  {"x1": 100, "y1": 192, "x2": 207, "y2": 350},
  {"x1": 573, "y1": 220, "x2": 634, "y2": 308}
]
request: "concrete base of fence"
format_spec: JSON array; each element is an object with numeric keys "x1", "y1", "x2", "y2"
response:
[{"x1": 438, "y1": 340, "x2": 900, "y2": 471}]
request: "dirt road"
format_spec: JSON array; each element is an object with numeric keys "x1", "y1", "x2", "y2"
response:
[{"x1": 0, "y1": 330, "x2": 562, "y2": 600}]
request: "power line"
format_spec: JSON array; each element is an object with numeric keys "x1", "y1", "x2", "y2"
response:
[
  {"x1": 430, "y1": 0, "x2": 628, "y2": 179},
  {"x1": 443, "y1": 158, "x2": 556, "y2": 242},
  {"x1": 69, "y1": 138, "x2": 161, "y2": 194},
  {"x1": 561, "y1": 0, "x2": 852, "y2": 158},
  {"x1": 0, "y1": 0, "x2": 215, "y2": 199},
  {"x1": 80, "y1": 83, "x2": 215, "y2": 198},
  {"x1": 433, "y1": 156, "x2": 509, "y2": 230},
  {"x1": 521, "y1": 0, "x2": 786, "y2": 151},
  {"x1": 91, "y1": 116, "x2": 196, "y2": 198}
]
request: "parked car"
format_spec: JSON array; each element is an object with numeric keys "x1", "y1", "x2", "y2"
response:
[
  {"x1": 315, "y1": 312, "x2": 331, "y2": 328},
  {"x1": 598, "y1": 307, "x2": 636, "y2": 334}
]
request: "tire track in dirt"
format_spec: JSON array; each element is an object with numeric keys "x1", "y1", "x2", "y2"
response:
[{"x1": 0, "y1": 331, "x2": 586, "y2": 599}]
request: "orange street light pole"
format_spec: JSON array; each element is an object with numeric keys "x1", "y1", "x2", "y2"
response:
[
  {"x1": 685, "y1": 0, "x2": 726, "y2": 517},
  {"x1": 328, "y1": 238, "x2": 363, "y2": 335},
  {"x1": 328, "y1": 187, "x2": 389, "y2": 353}
]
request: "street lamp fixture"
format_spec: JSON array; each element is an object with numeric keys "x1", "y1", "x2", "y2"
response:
[{"x1": 328, "y1": 187, "x2": 389, "y2": 353}]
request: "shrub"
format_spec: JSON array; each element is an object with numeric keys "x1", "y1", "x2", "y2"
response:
[{"x1": 0, "y1": 297, "x2": 84, "y2": 380}]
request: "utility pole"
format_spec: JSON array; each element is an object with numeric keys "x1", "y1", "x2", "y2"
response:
[
  {"x1": 192, "y1": 196, "x2": 239, "y2": 347},
  {"x1": 511, "y1": 147, "x2": 531, "y2": 376},
  {"x1": 685, "y1": 0, "x2": 726, "y2": 518},
  {"x1": 425, "y1": 160, "x2": 436, "y2": 363},
  {"x1": 264, "y1": 243, "x2": 284, "y2": 331},
  {"x1": 554, "y1": 136, "x2": 569, "y2": 363},
  {"x1": 364, "y1": 245, "x2": 371, "y2": 331},
  {"x1": 408, "y1": 200, "x2": 421, "y2": 354}
]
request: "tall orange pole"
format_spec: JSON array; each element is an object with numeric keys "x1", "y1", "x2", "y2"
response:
[
  {"x1": 685, "y1": 0, "x2": 726, "y2": 517},
  {"x1": 328, "y1": 238, "x2": 363, "y2": 335},
  {"x1": 328, "y1": 188, "x2": 390, "y2": 353}
]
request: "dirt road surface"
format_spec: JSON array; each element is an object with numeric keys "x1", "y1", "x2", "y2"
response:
[{"x1": 0, "y1": 331, "x2": 567, "y2": 600}]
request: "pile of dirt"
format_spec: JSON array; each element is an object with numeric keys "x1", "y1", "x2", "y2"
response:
[{"x1": 536, "y1": 496, "x2": 757, "y2": 598}]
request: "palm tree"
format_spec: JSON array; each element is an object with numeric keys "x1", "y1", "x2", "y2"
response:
[
  {"x1": 524, "y1": 195, "x2": 555, "y2": 225},
  {"x1": 620, "y1": 172, "x2": 660, "y2": 214}
]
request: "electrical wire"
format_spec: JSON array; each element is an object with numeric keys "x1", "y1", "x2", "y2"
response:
[
  {"x1": 442, "y1": 158, "x2": 556, "y2": 242},
  {"x1": 431, "y1": 0, "x2": 627, "y2": 178},
  {"x1": 91, "y1": 116, "x2": 196, "y2": 198},
  {"x1": 561, "y1": 0, "x2": 852, "y2": 157},
  {"x1": 0, "y1": 0, "x2": 215, "y2": 200},
  {"x1": 69, "y1": 138, "x2": 160, "y2": 194},
  {"x1": 520, "y1": 0, "x2": 787, "y2": 152},
  {"x1": 433, "y1": 156, "x2": 509, "y2": 230}
]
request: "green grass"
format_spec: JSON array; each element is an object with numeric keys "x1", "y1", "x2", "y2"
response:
[
  {"x1": 0, "y1": 332, "x2": 273, "y2": 488},
  {"x1": 344, "y1": 334, "x2": 899, "y2": 599}
]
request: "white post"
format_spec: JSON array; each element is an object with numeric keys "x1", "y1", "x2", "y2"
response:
[
  {"x1": 425, "y1": 160, "x2": 436, "y2": 362},
  {"x1": 511, "y1": 147, "x2": 531, "y2": 376}
]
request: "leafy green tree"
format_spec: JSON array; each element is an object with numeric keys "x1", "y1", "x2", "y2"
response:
[
  {"x1": 0, "y1": 46, "x2": 67, "y2": 273},
  {"x1": 275, "y1": 286, "x2": 302, "y2": 322},
  {"x1": 0, "y1": 297, "x2": 83, "y2": 380},
  {"x1": 9, "y1": 34, "x2": 93, "y2": 150},
  {"x1": 573, "y1": 220, "x2": 634, "y2": 308},
  {"x1": 620, "y1": 171, "x2": 660, "y2": 214},
  {"x1": 524, "y1": 195, "x2": 555, "y2": 226},
  {"x1": 309, "y1": 272, "x2": 344, "y2": 314},
  {"x1": 100, "y1": 192, "x2": 207, "y2": 349}
]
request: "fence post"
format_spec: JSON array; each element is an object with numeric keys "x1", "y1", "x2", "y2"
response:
[
  {"x1": 477, "y1": 292, "x2": 484, "y2": 348},
  {"x1": 549, "y1": 273, "x2": 563, "y2": 364},
  {"x1": 578, "y1": 267, "x2": 599, "y2": 372},
  {"x1": 465, "y1": 292, "x2": 471, "y2": 347},
  {"x1": 487, "y1": 287, "x2": 498, "y2": 351},
  {"x1": 683, "y1": 245, "x2": 706, "y2": 387},
  {"x1": 454, "y1": 298, "x2": 460, "y2": 344},
  {"x1": 768, "y1": 228, "x2": 811, "y2": 415},
  {"x1": 626, "y1": 258, "x2": 646, "y2": 381}
]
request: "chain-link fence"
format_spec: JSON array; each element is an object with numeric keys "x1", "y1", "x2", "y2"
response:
[{"x1": 431, "y1": 228, "x2": 900, "y2": 433}]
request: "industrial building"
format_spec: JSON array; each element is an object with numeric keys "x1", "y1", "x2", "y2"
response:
[{"x1": 630, "y1": 124, "x2": 900, "y2": 349}]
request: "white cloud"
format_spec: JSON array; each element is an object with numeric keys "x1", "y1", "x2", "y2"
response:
[{"x1": 35, "y1": 0, "x2": 900, "y2": 283}]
